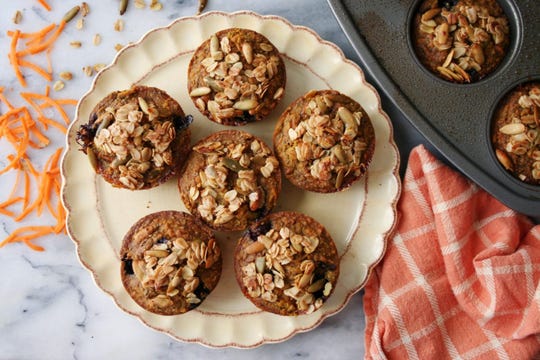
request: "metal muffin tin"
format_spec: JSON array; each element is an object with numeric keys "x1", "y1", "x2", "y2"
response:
[{"x1": 328, "y1": 0, "x2": 539, "y2": 216}]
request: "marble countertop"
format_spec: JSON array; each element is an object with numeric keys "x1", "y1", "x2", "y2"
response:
[{"x1": 0, "y1": 1, "x2": 430, "y2": 359}]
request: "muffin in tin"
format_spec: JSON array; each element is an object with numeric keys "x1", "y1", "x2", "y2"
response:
[
  {"x1": 120, "y1": 211, "x2": 222, "y2": 315},
  {"x1": 491, "y1": 82, "x2": 540, "y2": 186},
  {"x1": 178, "y1": 130, "x2": 282, "y2": 232},
  {"x1": 273, "y1": 89, "x2": 375, "y2": 193},
  {"x1": 77, "y1": 85, "x2": 193, "y2": 190},
  {"x1": 412, "y1": 0, "x2": 510, "y2": 83},
  {"x1": 188, "y1": 28, "x2": 286, "y2": 126},
  {"x1": 234, "y1": 211, "x2": 340, "y2": 316}
]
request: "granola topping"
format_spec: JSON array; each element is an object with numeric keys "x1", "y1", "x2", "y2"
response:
[
  {"x1": 189, "y1": 134, "x2": 279, "y2": 226},
  {"x1": 190, "y1": 30, "x2": 285, "y2": 124},
  {"x1": 130, "y1": 228, "x2": 220, "y2": 306},
  {"x1": 92, "y1": 97, "x2": 175, "y2": 189},
  {"x1": 240, "y1": 225, "x2": 331, "y2": 314},
  {"x1": 284, "y1": 92, "x2": 367, "y2": 189},
  {"x1": 495, "y1": 86, "x2": 540, "y2": 181},
  {"x1": 418, "y1": 1, "x2": 509, "y2": 82}
]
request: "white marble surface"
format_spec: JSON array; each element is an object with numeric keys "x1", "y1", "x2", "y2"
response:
[{"x1": 0, "y1": 1, "x2": 374, "y2": 359}]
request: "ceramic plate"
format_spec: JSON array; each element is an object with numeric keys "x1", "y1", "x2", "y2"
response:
[{"x1": 61, "y1": 11, "x2": 400, "y2": 348}]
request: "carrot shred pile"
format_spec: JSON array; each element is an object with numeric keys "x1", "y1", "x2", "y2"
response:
[
  {"x1": 1, "y1": 11, "x2": 77, "y2": 251},
  {"x1": 7, "y1": 21, "x2": 66, "y2": 87},
  {"x1": 0, "y1": 86, "x2": 75, "y2": 251}
]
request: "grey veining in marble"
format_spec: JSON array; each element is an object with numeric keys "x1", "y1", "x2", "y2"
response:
[{"x1": 0, "y1": 1, "x2": 387, "y2": 359}]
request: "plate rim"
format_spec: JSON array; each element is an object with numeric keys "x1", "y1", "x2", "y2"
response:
[{"x1": 60, "y1": 10, "x2": 401, "y2": 348}]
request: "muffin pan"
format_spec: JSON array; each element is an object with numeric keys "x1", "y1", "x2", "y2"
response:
[{"x1": 328, "y1": 0, "x2": 539, "y2": 216}]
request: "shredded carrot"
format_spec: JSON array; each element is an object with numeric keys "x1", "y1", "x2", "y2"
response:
[
  {"x1": 2, "y1": 15, "x2": 77, "y2": 251},
  {"x1": 17, "y1": 21, "x2": 65, "y2": 57},
  {"x1": 8, "y1": 30, "x2": 26, "y2": 87},
  {"x1": 46, "y1": 48, "x2": 53, "y2": 75},
  {"x1": 0, "y1": 87, "x2": 14, "y2": 109},
  {"x1": 18, "y1": 59, "x2": 53, "y2": 82},
  {"x1": 8, "y1": 21, "x2": 66, "y2": 87},
  {"x1": 37, "y1": 0, "x2": 52, "y2": 12}
]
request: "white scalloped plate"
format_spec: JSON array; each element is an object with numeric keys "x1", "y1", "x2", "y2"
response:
[{"x1": 61, "y1": 11, "x2": 401, "y2": 348}]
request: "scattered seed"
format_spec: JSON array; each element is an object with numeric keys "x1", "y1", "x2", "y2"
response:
[
  {"x1": 82, "y1": 66, "x2": 93, "y2": 77},
  {"x1": 119, "y1": 0, "x2": 129, "y2": 15},
  {"x1": 81, "y1": 2, "x2": 90, "y2": 16},
  {"x1": 70, "y1": 41, "x2": 82, "y2": 48},
  {"x1": 150, "y1": 0, "x2": 162, "y2": 11},
  {"x1": 197, "y1": 0, "x2": 208, "y2": 15},
  {"x1": 13, "y1": 10, "x2": 22, "y2": 24},
  {"x1": 93, "y1": 33, "x2": 101, "y2": 46},
  {"x1": 76, "y1": 18, "x2": 84, "y2": 30},
  {"x1": 63, "y1": 5, "x2": 80, "y2": 23},
  {"x1": 53, "y1": 80, "x2": 65, "y2": 91},
  {"x1": 114, "y1": 43, "x2": 124, "y2": 52},
  {"x1": 93, "y1": 63, "x2": 106, "y2": 72},
  {"x1": 59, "y1": 71, "x2": 73, "y2": 81},
  {"x1": 134, "y1": 0, "x2": 146, "y2": 9},
  {"x1": 114, "y1": 19, "x2": 124, "y2": 32}
]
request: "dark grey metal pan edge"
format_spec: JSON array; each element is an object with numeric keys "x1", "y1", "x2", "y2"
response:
[{"x1": 327, "y1": 0, "x2": 539, "y2": 216}]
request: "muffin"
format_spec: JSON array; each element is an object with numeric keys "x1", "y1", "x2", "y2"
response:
[
  {"x1": 187, "y1": 28, "x2": 286, "y2": 126},
  {"x1": 120, "y1": 211, "x2": 222, "y2": 315},
  {"x1": 76, "y1": 85, "x2": 193, "y2": 190},
  {"x1": 234, "y1": 211, "x2": 340, "y2": 316},
  {"x1": 179, "y1": 130, "x2": 281, "y2": 231},
  {"x1": 491, "y1": 82, "x2": 540, "y2": 185},
  {"x1": 273, "y1": 89, "x2": 375, "y2": 193},
  {"x1": 412, "y1": 0, "x2": 510, "y2": 83}
]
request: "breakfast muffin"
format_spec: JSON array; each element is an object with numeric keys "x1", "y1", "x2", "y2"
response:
[
  {"x1": 412, "y1": 0, "x2": 510, "y2": 83},
  {"x1": 178, "y1": 130, "x2": 281, "y2": 231},
  {"x1": 120, "y1": 211, "x2": 222, "y2": 315},
  {"x1": 273, "y1": 89, "x2": 375, "y2": 193},
  {"x1": 491, "y1": 81, "x2": 540, "y2": 185},
  {"x1": 187, "y1": 28, "x2": 286, "y2": 126},
  {"x1": 77, "y1": 85, "x2": 193, "y2": 190},
  {"x1": 234, "y1": 211, "x2": 340, "y2": 316}
]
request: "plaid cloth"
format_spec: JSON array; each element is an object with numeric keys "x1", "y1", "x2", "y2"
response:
[{"x1": 364, "y1": 145, "x2": 540, "y2": 360}]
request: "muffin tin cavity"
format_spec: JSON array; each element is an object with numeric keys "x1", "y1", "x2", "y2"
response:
[
  {"x1": 409, "y1": 0, "x2": 515, "y2": 84},
  {"x1": 488, "y1": 79, "x2": 540, "y2": 187}
]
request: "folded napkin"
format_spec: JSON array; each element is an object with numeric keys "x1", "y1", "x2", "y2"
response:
[{"x1": 364, "y1": 145, "x2": 540, "y2": 360}]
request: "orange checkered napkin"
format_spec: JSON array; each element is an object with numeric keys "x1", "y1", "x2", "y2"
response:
[{"x1": 364, "y1": 145, "x2": 540, "y2": 360}]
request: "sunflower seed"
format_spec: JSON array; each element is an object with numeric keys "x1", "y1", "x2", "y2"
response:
[
  {"x1": 190, "y1": 87, "x2": 211, "y2": 97},
  {"x1": 13, "y1": 10, "x2": 22, "y2": 24},
  {"x1": 53, "y1": 80, "x2": 65, "y2": 91},
  {"x1": 59, "y1": 71, "x2": 73, "y2": 81},
  {"x1": 79, "y1": 2, "x2": 89, "y2": 16},
  {"x1": 76, "y1": 18, "x2": 84, "y2": 30},
  {"x1": 242, "y1": 43, "x2": 253, "y2": 64},
  {"x1": 499, "y1": 123, "x2": 525, "y2": 135},
  {"x1": 93, "y1": 33, "x2": 101, "y2": 46},
  {"x1": 114, "y1": 19, "x2": 124, "y2": 32}
]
